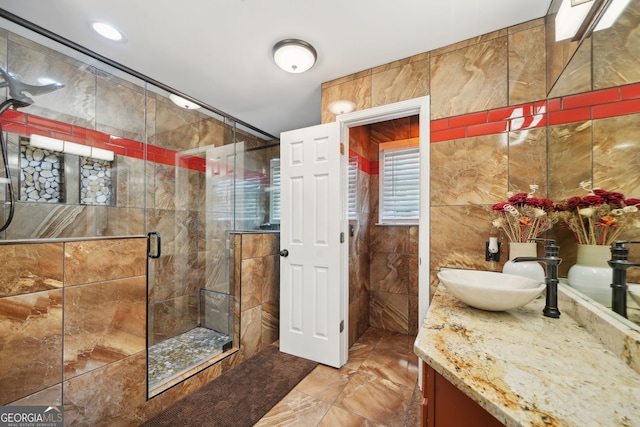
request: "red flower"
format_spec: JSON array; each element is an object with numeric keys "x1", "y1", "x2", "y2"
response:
[
  {"x1": 593, "y1": 189, "x2": 625, "y2": 206},
  {"x1": 556, "y1": 187, "x2": 640, "y2": 245},
  {"x1": 492, "y1": 202, "x2": 510, "y2": 212},
  {"x1": 564, "y1": 197, "x2": 583, "y2": 209},
  {"x1": 529, "y1": 197, "x2": 554, "y2": 209},
  {"x1": 580, "y1": 195, "x2": 605, "y2": 207},
  {"x1": 507, "y1": 192, "x2": 529, "y2": 205}
]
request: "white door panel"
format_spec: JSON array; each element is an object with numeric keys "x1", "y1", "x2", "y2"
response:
[{"x1": 279, "y1": 122, "x2": 345, "y2": 368}]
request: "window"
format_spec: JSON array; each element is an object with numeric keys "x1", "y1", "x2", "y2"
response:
[
  {"x1": 378, "y1": 138, "x2": 420, "y2": 224},
  {"x1": 348, "y1": 155, "x2": 358, "y2": 220},
  {"x1": 235, "y1": 175, "x2": 261, "y2": 224},
  {"x1": 269, "y1": 158, "x2": 281, "y2": 224}
]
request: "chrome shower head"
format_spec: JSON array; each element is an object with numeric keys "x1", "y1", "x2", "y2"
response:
[{"x1": 0, "y1": 65, "x2": 64, "y2": 105}]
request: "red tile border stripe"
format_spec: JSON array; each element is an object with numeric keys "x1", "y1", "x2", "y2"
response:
[
  {"x1": 429, "y1": 81, "x2": 640, "y2": 142},
  {"x1": 592, "y1": 98, "x2": 640, "y2": 120},
  {"x1": 2, "y1": 80, "x2": 640, "y2": 167}
]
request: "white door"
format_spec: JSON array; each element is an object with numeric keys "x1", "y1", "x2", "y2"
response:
[{"x1": 279, "y1": 122, "x2": 346, "y2": 368}]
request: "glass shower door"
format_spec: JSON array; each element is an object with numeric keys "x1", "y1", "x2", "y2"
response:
[{"x1": 144, "y1": 85, "x2": 235, "y2": 395}]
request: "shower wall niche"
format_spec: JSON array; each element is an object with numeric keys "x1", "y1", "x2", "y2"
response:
[
  {"x1": 80, "y1": 157, "x2": 113, "y2": 205},
  {"x1": 19, "y1": 141, "x2": 65, "y2": 203},
  {"x1": 17, "y1": 136, "x2": 115, "y2": 206}
]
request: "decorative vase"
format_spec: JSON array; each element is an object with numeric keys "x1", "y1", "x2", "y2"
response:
[
  {"x1": 502, "y1": 242, "x2": 546, "y2": 283},
  {"x1": 567, "y1": 244, "x2": 612, "y2": 307}
]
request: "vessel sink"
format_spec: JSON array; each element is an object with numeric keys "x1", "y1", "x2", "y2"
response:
[{"x1": 437, "y1": 269, "x2": 546, "y2": 311}]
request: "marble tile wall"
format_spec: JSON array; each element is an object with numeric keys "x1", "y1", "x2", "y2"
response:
[
  {"x1": 234, "y1": 232, "x2": 280, "y2": 359},
  {"x1": 0, "y1": 238, "x2": 145, "y2": 408},
  {"x1": 592, "y1": 0, "x2": 640, "y2": 90},
  {"x1": 2, "y1": 31, "x2": 151, "y2": 242},
  {"x1": 346, "y1": 118, "x2": 420, "y2": 341},
  {"x1": 348, "y1": 125, "x2": 372, "y2": 346},
  {"x1": 368, "y1": 119, "x2": 420, "y2": 336},
  {"x1": 369, "y1": 226, "x2": 419, "y2": 335},
  {"x1": 2, "y1": 233, "x2": 277, "y2": 425},
  {"x1": 324, "y1": 11, "x2": 640, "y2": 330}
]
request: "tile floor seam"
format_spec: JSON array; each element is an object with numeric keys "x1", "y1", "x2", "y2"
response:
[{"x1": 313, "y1": 403, "x2": 333, "y2": 427}]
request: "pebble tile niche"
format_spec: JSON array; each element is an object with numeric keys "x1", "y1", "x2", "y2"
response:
[
  {"x1": 80, "y1": 157, "x2": 112, "y2": 205},
  {"x1": 19, "y1": 144, "x2": 64, "y2": 203},
  {"x1": 19, "y1": 138, "x2": 114, "y2": 206}
]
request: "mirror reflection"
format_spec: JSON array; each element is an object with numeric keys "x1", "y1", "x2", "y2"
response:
[{"x1": 546, "y1": 0, "x2": 640, "y2": 326}]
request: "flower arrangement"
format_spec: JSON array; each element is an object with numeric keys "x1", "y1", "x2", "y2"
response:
[
  {"x1": 553, "y1": 181, "x2": 640, "y2": 245},
  {"x1": 491, "y1": 185, "x2": 556, "y2": 243}
]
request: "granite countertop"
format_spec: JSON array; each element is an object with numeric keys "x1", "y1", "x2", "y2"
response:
[{"x1": 414, "y1": 284, "x2": 640, "y2": 427}]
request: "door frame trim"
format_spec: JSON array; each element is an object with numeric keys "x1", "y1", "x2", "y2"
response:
[{"x1": 335, "y1": 96, "x2": 431, "y2": 362}]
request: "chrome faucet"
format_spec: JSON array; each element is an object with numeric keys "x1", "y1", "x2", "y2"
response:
[
  {"x1": 608, "y1": 241, "x2": 640, "y2": 318},
  {"x1": 512, "y1": 238, "x2": 562, "y2": 318}
]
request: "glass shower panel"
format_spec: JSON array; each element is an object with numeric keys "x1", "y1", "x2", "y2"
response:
[
  {"x1": 0, "y1": 19, "x2": 148, "y2": 240},
  {"x1": 233, "y1": 123, "x2": 281, "y2": 231},
  {"x1": 145, "y1": 84, "x2": 237, "y2": 394},
  {"x1": 0, "y1": 16, "x2": 279, "y2": 400}
]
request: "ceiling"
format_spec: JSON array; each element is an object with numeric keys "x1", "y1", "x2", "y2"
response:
[{"x1": 0, "y1": 0, "x2": 551, "y2": 137}]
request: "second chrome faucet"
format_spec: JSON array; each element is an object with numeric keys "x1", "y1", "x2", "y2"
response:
[{"x1": 512, "y1": 238, "x2": 562, "y2": 318}]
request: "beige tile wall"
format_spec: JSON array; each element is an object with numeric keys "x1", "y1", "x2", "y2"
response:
[
  {"x1": 1, "y1": 232, "x2": 279, "y2": 425},
  {"x1": 0, "y1": 237, "x2": 146, "y2": 414},
  {"x1": 322, "y1": 16, "x2": 640, "y2": 335},
  {"x1": 347, "y1": 118, "x2": 420, "y2": 339},
  {"x1": 234, "y1": 232, "x2": 280, "y2": 358}
]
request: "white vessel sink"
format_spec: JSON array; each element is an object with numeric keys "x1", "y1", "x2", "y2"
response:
[{"x1": 437, "y1": 269, "x2": 546, "y2": 311}]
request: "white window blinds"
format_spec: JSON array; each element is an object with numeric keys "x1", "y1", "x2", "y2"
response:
[
  {"x1": 269, "y1": 158, "x2": 281, "y2": 224},
  {"x1": 379, "y1": 138, "x2": 420, "y2": 224},
  {"x1": 235, "y1": 175, "x2": 261, "y2": 223},
  {"x1": 348, "y1": 156, "x2": 358, "y2": 220}
]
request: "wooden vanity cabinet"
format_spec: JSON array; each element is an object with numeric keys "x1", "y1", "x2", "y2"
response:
[{"x1": 421, "y1": 361, "x2": 504, "y2": 427}]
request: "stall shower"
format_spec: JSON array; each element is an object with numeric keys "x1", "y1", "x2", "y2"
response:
[{"x1": 0, "y1": 18, "x2": 279, "y2": 405}]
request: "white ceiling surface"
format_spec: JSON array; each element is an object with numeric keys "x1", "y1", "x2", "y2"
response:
[{"x1": 0, "y1": 0, "x2": 551, "y2": 137}]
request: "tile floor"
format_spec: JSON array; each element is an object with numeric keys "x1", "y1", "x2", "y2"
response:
[{"x1": 255, "y1": 327, "x2": 422, "y2": 427}]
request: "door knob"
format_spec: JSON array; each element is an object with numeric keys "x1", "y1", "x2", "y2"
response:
[{"x1": 279, "y1": 249, "x2": 289, "y2": 257}]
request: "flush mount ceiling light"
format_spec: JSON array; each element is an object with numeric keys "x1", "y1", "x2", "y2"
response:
[
  {"x1": 272, "y1": 39, "x2": 317, "y2": 73},
  {"x1": 169, "y1": 94, "x2": 201, "y2": 110},
  {"x1": 328, "y1": 100, "x2": 356, "y2": 115},
  {"x1": 91, "y1": 21, "x2": 125, "y2": 42}
]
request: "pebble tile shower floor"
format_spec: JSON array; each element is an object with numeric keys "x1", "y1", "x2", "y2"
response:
[{"x1": 147, "y1": 327, "x2": 231, "y2": 389}]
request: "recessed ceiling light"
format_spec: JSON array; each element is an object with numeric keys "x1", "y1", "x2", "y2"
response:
[
  {"x1": 169, "y1": 94, "x2": 201, "y2": 110},
  {"x1": 91, "y1": 21, "x2": 125, "y2": 41}
]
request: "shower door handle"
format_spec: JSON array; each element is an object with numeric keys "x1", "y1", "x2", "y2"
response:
[
  {"x1": 279, "y1": 249, "x2": 289, "y2": 257},
  {"x1": 147, "y1": 231, "x2": 161, "y2": 259}
]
